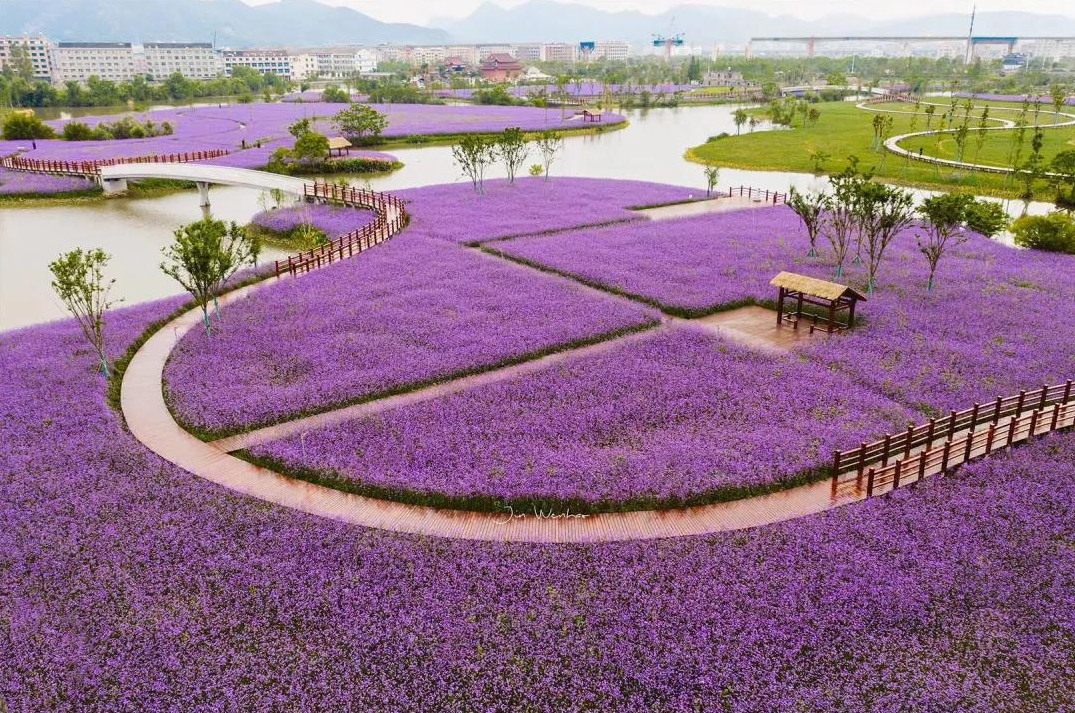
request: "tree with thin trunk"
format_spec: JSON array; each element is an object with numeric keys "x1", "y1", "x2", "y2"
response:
[
  {"x1": 787, "y1": 187, "x2": 828, "y2": 257},
  {"x1": 212, "y1": 222, "x2": 261, "y2": 316},
  {"x1": 924, "y1": 104, "x2": 935, "y2": 128},
  {"x1": 48, "y1": 248, "x2": 120, "y2": 377},
  {"x1": 451, "y1": 134, "x2": 496, "y2": 194},
  {"x1": 822, "y1": 166, "x2": 866, "y2": 277},
  {"x1": 704, "y1": 165, "x2": 719, "y2": 197},
  {"x1": 162, "y1": 218, "x2": 251, "y2": 335},
  {"x1": 732, "y1": 108, "x2": 747, "y2": 135},
  {"x1": 533, "y1": 130, "x2": 563, "y2": 181},
  {"x1": 496, "y1": 127, "x2": 529, "y2": 183},
  {"x1": 855, "y1": 182, "x2": 915, "y2": 292},
  {"x1": 916, "y1": 193, "x2": 971, "y2": 291},
  {"x1": 1050, "y1": 83, "x2": 1066, "y2": 126}
]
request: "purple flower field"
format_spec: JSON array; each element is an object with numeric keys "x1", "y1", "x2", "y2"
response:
[
  {"x1": 251, "y1": 203, "x2": 375, "y2": 237},
  {"x1": 0, "y1": 165, "x2": 97, "y2": 195},
  {"x1": 251, "y1": 326, "x2": 916, "y2": 508},
  {"x1": 1, "y1": 102, "x2": 618, "y2": 167},
  {"x1": 435, "y1": 81, "x2": 695, "y2": 100},
  {"x1": 494, "y1": 205, "x2": 1075, "y2": 413},
  {"x1": 163, "y1": 236, "x2": 660, "y2": 434},
  {"x1": 398, "y1": 177, "x2": 702, "y2": 242},
  {"x1": 2, "y1": 294, "x2": 1074, "y2": 710}
]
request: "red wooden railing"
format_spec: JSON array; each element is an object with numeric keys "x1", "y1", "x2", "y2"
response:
[
  {"x1": 830, "y1": 380, "x2": 1075, "y2": 499},
  {"x1": 727, "y1": 185, "x2": 787, "y2": 205},
  {"x1": 0, "y1": 149, "x2": 230, "y2": 177},
  {"x1": 273, "y1": 181, "x2": 408, "y2": 277}
]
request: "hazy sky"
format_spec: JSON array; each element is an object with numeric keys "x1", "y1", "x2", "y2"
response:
[{"x1": 239, "y1": 0, "x2": 1073, "y2": 26}]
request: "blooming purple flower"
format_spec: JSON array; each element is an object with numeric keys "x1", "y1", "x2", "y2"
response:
[{"x1": 251, "y1": 204, "x2": 375, "y2": 238}]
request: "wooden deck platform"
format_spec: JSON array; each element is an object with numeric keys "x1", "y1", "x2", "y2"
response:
[
  {"x1": 633, "y1": 194, "x2": 771, "y2": 221},
  {"x1": 687, "y1": 305, "x2": 828, "y2": 353}
]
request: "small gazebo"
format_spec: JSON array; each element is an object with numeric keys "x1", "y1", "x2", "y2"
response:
[
  {"x1": 770, "y1": 271, "x2": 866, "y2": 334},
  {"x1": 327, "y1": 136, "x2": 352, "y2": 157}
]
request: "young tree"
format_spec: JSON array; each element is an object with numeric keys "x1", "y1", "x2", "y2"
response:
[
  {"x1": 822, "y1": 167, "x2": 866, "y2": 277},
  {"x1": 1050, "y1": 83, "x2": 1066, "y2": 126},
  {"x1": 916, "y1": 193, "x2": 971, "y2": 290},
  {"x1": 809, "y1": 149, "x2": 830, "y2": 174},
  {"x1": 732, "y1": 108, "x2": 748, "y2": 135},
  {"x1": 48, "y1": 248, "x2": 119, "y2": 377},
  {"x1": 923, "y1": 104, "x2": 935, "y2": 128},
  {"x1": 963, "y1": 200, "x2": 1008, "y2": 238},
  {"x1": 533, "y1": 130, "x2": 563, "y2": 181},
  {"x1": 333, "y1": 103, "x2": 388, "y2": 144},
  {"x1": 321, "y1": 84, "x2": 350, "y2": 103},
  {"x1": 855, "y1": 182, "x2": 915, "y2": 292},
  {"x1": 292, "y1": 130, "x2": 329, "y2": 163},
  {"x1": 1048, "y1": 149, "x2": 1075, "y2": 206},
  {"x1": 496, "y1": 127, "x2": 529, "y2": 183},
  {"x1": 1018, "y1": 129, "x2": 1046, "y2": 210},
  {"x1": 161, "y1": 219, "x2": 257, "y2": 334},
  {"x1": 748, "y1": 115, "x2": 759, "y2": 133},
  {"x1": 787, "y1": 187, "x2": 828, "y2": 257},
  {"x1": 703, "y1": 165, "x2": 719, "y2": 197},
  {"x1": 451, "y1": 134, "x2": 496, "y2": 194}
]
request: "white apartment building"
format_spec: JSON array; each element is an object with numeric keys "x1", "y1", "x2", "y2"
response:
[
  {"x1": 1022, "y1": 38, "x2": 1075, "y2": 61},
  {"x1": 540, "y1": 43, "x2": 578, "y2": 62},
  {"x1": 142, "y1": 42, "x2": 220, "y2": 80},
  {"x1": 221, "y1": 49, "x2": 291, "y2": 77},
  {"x1": 0, "y1": 35, "x2": 52, "y2": 80},
  {"x1": 411, "y1": 46, "x2": 447, "y2": 65},
  {"x1": 446, "y1": 46, "x2": 479, "y2": 64},
  {"x1": 51, "y1": 42, "x2": 137, "y2": 83},
  {"x1": 376, "y1": 44, "x2": 412, "y2": 64},
  {"x1": 591, "y1": 40, "x2": 630, "y2": 61},
  {"x1": 510, "y1": 43, "x2": 542, "y2": 61},
  {"x1": 288, "y1": 53, "x2": 319, "y2": 81}
]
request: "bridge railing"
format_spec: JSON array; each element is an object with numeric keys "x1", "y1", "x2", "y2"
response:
[
  {"x1": 0, "y1": 149, "x2": 230, "y2": 177},
  {"x1": 273, "y1": 181, "x2": 407, "y2": 277},
  {"x1": 727, "y1": 185, "x2": 787, "y2": 205},
  {"x1": 830, "y1": 380, "x2": 1075, "y2": 499}
]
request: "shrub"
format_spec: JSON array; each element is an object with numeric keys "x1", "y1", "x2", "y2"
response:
[
  {"x1": 1010, "y1": 212, "x2": 1075, "y2": 254},
  {"x1": 61, "y1": 121, "x2": 95, "y2": 141},
  {"x1": 2, "y1": 112, "x2": 56, "y2": 140},
  {"x1": 706, "y1": 132, "x2": 730, "y2": 142},
  {"x1": 321, "y1": 85, "x2": 350, "y2": 103},
  {"x1": 963, "y1": 200, "x2": 1008, "y2": 237}
]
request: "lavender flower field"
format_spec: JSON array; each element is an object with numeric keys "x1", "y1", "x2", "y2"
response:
[
  {"x1": 163, "y1": 235, "x2": 660, "y2": 435},
  {"x1": 250, "y1": 326, "x2": 916, "y2": 510},
  {"x1": 251, "y1": 203, "x2": 375, "y2": 238},
  {"x1": 493, "y1": 205, "x2": 1075, "y2": 412},
  {"x1": 2, "y1": 295, "x2": 1074, "y2": 710},
  {"x1": 0, "y1": 166, "x2": 98, "y2": 196},
  {"x1": 398, "y1": 177, "x2": 702, "y2": 242}
]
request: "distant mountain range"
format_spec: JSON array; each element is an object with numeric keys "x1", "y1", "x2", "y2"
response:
[
  {"x1": 436, "y1": 2, "x2": 1075, "y2": 46},
  {"x1": 0, "y1": 0, "x2": 449, "y2": 47},
  {"x1": 0, "y1": 0, "x2": 1073, "y2": 49}
]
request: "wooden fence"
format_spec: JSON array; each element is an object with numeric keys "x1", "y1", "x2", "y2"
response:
[
  {"x1": 273, "y1": 181, "x2": 408, "y2": 277},
  {"x1": 830, "y1": 381, "x2": 1075, "y2": 499},
  {"x1": 0, "y1": 149, "x2": 230, "y2": 177},
  {"x1": 727, "y1": 185, "x2": 787, "y2": 205}
]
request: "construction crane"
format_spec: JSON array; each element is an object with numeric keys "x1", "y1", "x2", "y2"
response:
[{"x1": 653, "y1": 17, "x2": 685, "y2": 61}]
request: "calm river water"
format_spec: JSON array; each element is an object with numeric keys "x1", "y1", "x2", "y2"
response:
[{"x1": 0, "y1": 104, "x2": 1049, "y2": 331}]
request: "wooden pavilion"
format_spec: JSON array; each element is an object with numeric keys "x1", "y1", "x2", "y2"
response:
[
  {"x1": 327, "y1": 136, "x2": 352, "y2": 157},
  {"x1": 770, "y1": 271, "x2": 865, "y2": 334},
  {"x1": 580, "y1": 109, "x2": 604, "y2": 123}
]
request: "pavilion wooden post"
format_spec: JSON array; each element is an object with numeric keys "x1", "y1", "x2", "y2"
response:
[{"x1": 776, "y1": 286, "x2": 785, "y2": 325}]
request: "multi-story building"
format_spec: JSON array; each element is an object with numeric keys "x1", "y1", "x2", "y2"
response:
[
  {"x1": 1022, "y1": 38, "x2": 1075, "y2": 62},
  {"x1": 476, "y1": 45, "x2": 512, "y2": 62},
  {"x1": 0, "y1": 35, "x2": 52, "y2": 80},
  {"x1": 51, "y1": 42, "x2": 137, "y2": 83},
  {"x1": 142, "y1": 42, "x2": 220, "y2": 80},
  {"x1": 540, "y1": 43, "x2": 577, "y2": 63},
  {"x1": 591, "y1": 40, "x2": 630, "y2": 61},
  {"x1": 376, "y1": 44, "x2": 412, "y2": 64},
  {"x1": 221, "y1": 49, "x2": 291, "y2": 77},
  {"x1": 479, "y1": 53, "x2": 523, "y2": 82},
  {"x1": 411, "y1": 46, "x2": 447, "y2": 66},
  {"x1": 510, "y1": 43, "x2": 542, "y2": 62},
  {"x1": 446, "y1": 45, "x2": 479, "y2": 64},
  {"x1": 288, "y1": 52, "x2": 319, "y2": 81}
]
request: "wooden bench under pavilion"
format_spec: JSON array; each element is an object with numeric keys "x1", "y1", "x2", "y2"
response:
[
  {"x1": 580, "y1": 109, "x2": 604, "y2": 123},
  {"x1": 770, "y1": 271, "x2": 865, "y2": 334},
  {"x1": 327, "y1": 136, "x2": 352, "y2": 157}
]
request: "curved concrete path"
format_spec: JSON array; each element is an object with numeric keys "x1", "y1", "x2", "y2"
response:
[
  {"x1": 857, "y1": 98, "x2": 1075, "y2": 176},
  {"x1": 121, "y1": 289, "x2": 862, "y2": 542}
]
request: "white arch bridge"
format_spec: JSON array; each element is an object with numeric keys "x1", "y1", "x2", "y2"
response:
[{"x1": 99, "y1": 163, "x2": 307, "y2": 207}]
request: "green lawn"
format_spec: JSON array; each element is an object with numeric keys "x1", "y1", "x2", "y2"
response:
[{"x1": 687, "y1": 100, "x2": 1068, "y2": 199}]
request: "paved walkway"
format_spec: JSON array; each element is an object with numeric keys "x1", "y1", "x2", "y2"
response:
[
  {"x1": 634, "y1": 194, "x2": 769, "y2": 220},
  {"x1": 122, "y1": 294, "x2": 860, "y2": 542},
  {"x1": 857, "y1": 98, "x2": 1075, "y2": 176}
]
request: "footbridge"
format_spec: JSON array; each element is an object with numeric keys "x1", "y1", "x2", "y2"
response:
[{"x1": 98, "y1": 163, "x2": 307, "y2": 207}]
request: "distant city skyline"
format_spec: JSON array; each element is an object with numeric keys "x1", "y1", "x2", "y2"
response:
[{"x1": 236, "y1": 0, "x2": 1074, "y2": 27}]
